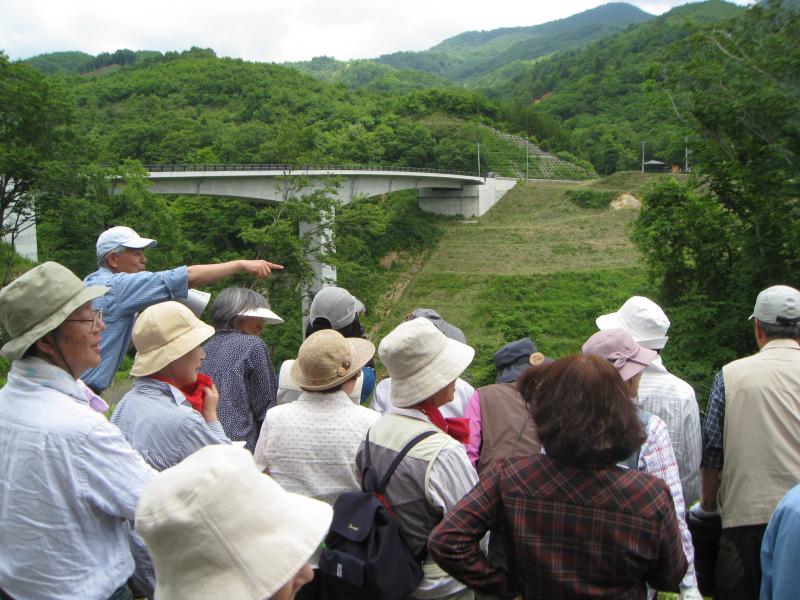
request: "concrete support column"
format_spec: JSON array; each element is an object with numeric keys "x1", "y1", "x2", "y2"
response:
[{"x1": 299, "y1": 209, "x2": 337, "y2": 334}]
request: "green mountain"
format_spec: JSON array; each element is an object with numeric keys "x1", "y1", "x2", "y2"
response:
[
  {"x1": 377, "y1": 3, "x2": 653, "y2": 82},
  {"x1": 491, "y1": 0, "x2": 747, "y2": 174}
]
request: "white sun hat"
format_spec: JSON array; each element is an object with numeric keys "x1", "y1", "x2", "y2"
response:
[
  {"x1": 136, "y1": 444, "x2": 332, "y2": 600},
  {"x1": 596, "y1": 296, "x2": 670, "y2": 350},
  {"x1": 379, "y1": 317, "x2": 474, "y2": 408}
]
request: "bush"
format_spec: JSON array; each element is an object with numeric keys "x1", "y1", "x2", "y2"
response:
[{"x1": 565, "y1": 189, "x2": 616, "y2": 209}]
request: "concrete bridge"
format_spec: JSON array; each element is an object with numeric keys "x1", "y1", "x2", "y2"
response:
[
  {"x1": 143, "y1": 164, "x2": 516, "y2": 218},
  {"x1": 142, "y1": 163, "x2": 517, "y2": 314}
]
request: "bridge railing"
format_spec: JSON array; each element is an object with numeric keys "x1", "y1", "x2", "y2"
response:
[{"x1": 144, "y1": 163, "x2": 484, "y2": 178}]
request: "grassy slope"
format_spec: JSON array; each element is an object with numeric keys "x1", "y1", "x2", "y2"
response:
[{"x1": 371, "y1": 173, "x2": 675, "y2": 387}]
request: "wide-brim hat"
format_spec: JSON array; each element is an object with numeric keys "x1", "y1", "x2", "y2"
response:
[
  {"x1": 136, "y1": 445, "x2": 332, "y2": 600},
  {"x1": 582, "y1": 328, "x2": 657, "y2": 382},
  {"x1": 131, "y1": 301, "x2": 215, "y2": 377},
  {"x1": 379, "y1": 317, "x2": 474, "y2": 408},
  {"x1": 596, "y1": 296, "x2": 670, "y2": 350},
  {"x1": 239, "y1": 306, "x2": 284, "y2": 325},
  {"x1": 291, "y1": 329, "x2": 375, "y2": 391},
  {"x1": 0, "y1": 262, "x2": 108, "y2": 361}
]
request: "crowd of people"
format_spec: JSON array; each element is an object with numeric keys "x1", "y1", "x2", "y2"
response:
[{"x1": 0, "y1": 225, "x2": 798, "y2": 600}]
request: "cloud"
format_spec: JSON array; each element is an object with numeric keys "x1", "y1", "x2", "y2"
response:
[{"x1": 0, "y1": 0, "x2": 756, "y2": 63}]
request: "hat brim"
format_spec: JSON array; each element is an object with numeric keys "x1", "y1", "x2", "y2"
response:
[
  {"x1": 131, "y1": 320, "x2": 215, "y2": 377},
  {"x1": 121, "y1": 236, "x2": 157, "y2": 250},
  {"x1": 239, "y1": 307, "x2": 284, "y2": 324},
  {"x1": 618, "y1": 346, "x2": 658, "y2": 382},
  {"x1": 596, "y1": 313, "x2": 668, "y2": 350},
  {"x1": 0, "y1": 285, "x2": 109, "y2": 361},
  {"x1": 390, "y1": 338, "x2": 475, "y2": 408},
  {"x1": 291, "y1": 338, "x2": 375, "y2": 391}
]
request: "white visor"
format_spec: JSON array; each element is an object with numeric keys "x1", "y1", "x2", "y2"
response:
[{"x1": 239, "y1": 307, "x2": 284, "y2": 324}]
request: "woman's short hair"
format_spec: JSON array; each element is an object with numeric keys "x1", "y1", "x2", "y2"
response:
[
  {"x1": 210, "y1": 288, "x2": 268, "y2": 330},
  {"x1": 517, "y1": 354, "x2": 646, "y2": 469}
]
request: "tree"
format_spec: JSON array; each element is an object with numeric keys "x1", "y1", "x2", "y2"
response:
[{"x1": 0, "y1": 54, "x2": 76, "y2": 283}]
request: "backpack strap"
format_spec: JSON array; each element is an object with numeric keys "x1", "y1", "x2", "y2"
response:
[{"x1": 363, "y1": 429, "x2": 438, "y2": 493}]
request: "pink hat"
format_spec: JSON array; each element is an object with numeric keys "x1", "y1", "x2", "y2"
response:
[{"x1": 581, "y1": 328, "x2": 657, "y2": 382}]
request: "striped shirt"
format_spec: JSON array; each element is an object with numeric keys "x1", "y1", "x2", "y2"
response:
[
  {"x1": 637, "y1": 357, "x2": 702, "y2": 506},
  {"x1": 110, "y1": 377, "x2": 230, "y2": 471},
  {"x1": 639, "y1": 413, "x2": 697, "y2": 591}
]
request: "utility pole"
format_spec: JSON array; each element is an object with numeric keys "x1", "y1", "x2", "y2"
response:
[
  {"x1": 641, "y1": 141, "x2": 646, "y2": 173},
  {"x1": 526, "y1": 112, "x2": 530, "y2": 181},
  {"x1": 477, "y1": 142, "x2": 481, "y2": 177}
]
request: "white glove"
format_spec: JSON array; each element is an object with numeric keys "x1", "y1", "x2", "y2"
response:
[{"x1": 680, "y1": 586, "x2": 703, "y2": 600}]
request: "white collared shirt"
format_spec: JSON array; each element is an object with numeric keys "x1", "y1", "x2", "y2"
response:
[{"x1": 0, "y1": 358, "x2": 155, "y2": 600}]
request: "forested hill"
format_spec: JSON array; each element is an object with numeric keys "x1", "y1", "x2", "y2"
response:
[
  {"x1": 492, "y1": 0, "x2": 746, "y2": 174},
  {"x1": 288, "y1": 3, "x2": 653, "y2": 89},
  {"x1": 377, "y1": 2, "x2": 652, "y2": 82},
  {"x1": 64, "y1": 51, "x2": 506, "y2": 171}
]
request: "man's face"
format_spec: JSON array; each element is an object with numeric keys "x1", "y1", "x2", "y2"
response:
[
  {"x1": 108, "y1": 247, "x2": 147, "y2": 273},
  {"x1": 55, "y1": 301, "x2": 106, "y2": 376}
]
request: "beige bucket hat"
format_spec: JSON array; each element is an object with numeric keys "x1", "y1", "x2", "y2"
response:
[
  {"x1": 290, "y1": 329, "x2": 375, "y2": 391},
  {"x1": 0, "y1": 262, "x2": 108, "y2": 360},
  {"x1": 379, "y1": 317, "x2": 474, "y2": 408},
  {"x1": 136, "y1": 444, "x2": 333, "y2": 600},
  {"x1": 131, "y1": 301, "x2": 215, "y2": 377}
]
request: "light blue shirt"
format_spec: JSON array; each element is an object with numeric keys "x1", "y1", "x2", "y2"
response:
[
  {"x1": 0, "y1": 358, "x2": 155, "y2": 600},
  {"x1": 82, "y1": 266, "x2": 189, "y2": 391},
  {"x1": 761, "y1": 483, "x2": 800, "y2": 600},
  {"x1": 111, "y1": 377, "x2": 230, "y2": 472}
]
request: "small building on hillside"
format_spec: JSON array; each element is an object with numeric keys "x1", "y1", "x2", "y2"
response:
[{"x1": 642, "y1": 159, "x2": 668, "y2": 173}]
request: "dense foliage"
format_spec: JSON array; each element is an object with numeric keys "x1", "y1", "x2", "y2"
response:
[
  {"x1": 492, "y1": 0, "x2": 744, "y2": 174},
  {"x1": 632, "y1": 1, "x2": 800, "y2": 384}
]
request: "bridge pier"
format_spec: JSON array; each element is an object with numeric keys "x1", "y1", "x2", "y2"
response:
[{"x1": 299, "y1": 213, "x2": 337, "y2": 333}]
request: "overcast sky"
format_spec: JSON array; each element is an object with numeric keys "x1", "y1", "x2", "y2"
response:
[{"x1": 2, "y1": 0, "x2": 755, "y2": 64}]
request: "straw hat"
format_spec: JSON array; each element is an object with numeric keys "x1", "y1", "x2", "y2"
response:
[
  {"x1": 379, "y1": 317, "x2": 474, "y2": 408},
  {"x1": 581, "y1": 328, "x2": 657, "y2": 382},
  {"x1": 131, "y1": 301, "x2": 215, "y2": 377},
  {"x1": 0, "y1": 262, "x2": 108, "y2": 360},
  {"x1": 136, "y1": 445, "x2": 332, "y2": 600},
  {"x1": 290, "y1": 329, "x2": 374, "y2": 391}
]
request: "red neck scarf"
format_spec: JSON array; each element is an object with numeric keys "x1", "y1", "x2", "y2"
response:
[
  {"x1": 149, "y1": 373, "x2": 214, "y2": 413},
  {"x1": 415, "y1": 400, "x2": 471, "y2": 445}
]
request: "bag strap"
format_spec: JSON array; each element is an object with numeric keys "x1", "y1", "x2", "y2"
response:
[{"x1": 364, "y1": 429, "x2": 437, "y2": 493}]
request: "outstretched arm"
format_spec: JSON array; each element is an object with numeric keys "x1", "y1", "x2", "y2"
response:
[{"x1": 187, "y1": 259, "x2": 283, "y2": 288}]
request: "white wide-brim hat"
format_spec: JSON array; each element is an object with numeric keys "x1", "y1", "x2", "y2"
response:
[
  {"x1": 131, "y1": 301, "x2": 215, "y2": 377},
  {"x1": 136, "y1": 445, "x2": 332, "y2": 600},
  {"x1": 596, "y1": 296, "x2": 669, "y2": 350},
  {"x1": 379, "y1": 317, "x2": 474, "y2": 408}
]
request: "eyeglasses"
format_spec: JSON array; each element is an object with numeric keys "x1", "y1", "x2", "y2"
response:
[{"x1": 65, "y1": 309, "x2": 104, "y2": 333}]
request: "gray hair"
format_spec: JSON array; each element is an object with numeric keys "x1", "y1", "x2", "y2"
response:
[
  {"x1": 210, "y1": 287, "x2": 269, "y2": 329},
  {"x1": 759, "y1": 319, "x2": 799, "y2": 341},
  {"x1": 98, "y1": 246, "x2": 125, "y2": 268}
]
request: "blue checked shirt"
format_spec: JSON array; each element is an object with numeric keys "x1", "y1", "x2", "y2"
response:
[
  {"x1": 82, "y1": 266, "x2": 189, "y2": 391},
  {"x1": 701, "y1": 371, "x2": 726, "y2": 470},
  {"x1": 110, "y1": 377, "x2": 230, "y2": 472}
]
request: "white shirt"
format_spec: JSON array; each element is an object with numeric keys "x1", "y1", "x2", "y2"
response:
[
  {"x1": 254, "y1": 390, "x2": 379, "y2": 504},
  {"x1": 372, "y1": 377, "x2": 475, "y2": 418},
  {"x1": 0, "y1": 358, "x2": 155, "y2": 600}
]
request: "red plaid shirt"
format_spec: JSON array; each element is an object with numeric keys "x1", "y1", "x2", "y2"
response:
[{"x1": 428, "y1": 454, "x2": 687, "y2": 599}]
